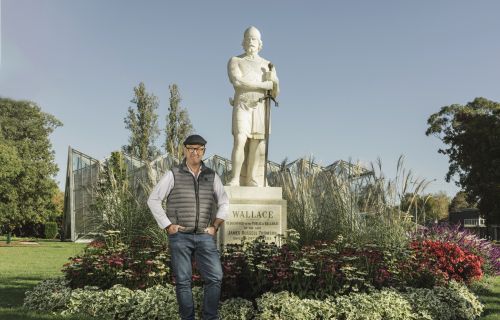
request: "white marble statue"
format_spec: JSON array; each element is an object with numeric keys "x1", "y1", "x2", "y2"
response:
[{"x1": 227, "y1": 26, "x2": 280, "y2": 187}]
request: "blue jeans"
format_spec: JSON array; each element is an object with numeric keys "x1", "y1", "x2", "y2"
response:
[{"x1": 168, "y1": 232, "x2": 223, "y2": 320}]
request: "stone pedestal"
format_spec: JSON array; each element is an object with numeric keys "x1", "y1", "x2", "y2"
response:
[{"x1": 218, "y1": 186, "x2": 287, "y2": 246}]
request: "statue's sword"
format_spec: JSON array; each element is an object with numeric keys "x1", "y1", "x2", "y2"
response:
[{"x1": 262, "y1": 62, "x2": 278, "y2": 187}]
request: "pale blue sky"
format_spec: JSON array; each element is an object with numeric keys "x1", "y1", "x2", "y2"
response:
[{"x1": 1, "y1": 0, "x2": 499, "y2": 196}]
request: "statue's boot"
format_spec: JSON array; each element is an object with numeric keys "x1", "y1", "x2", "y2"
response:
[
  {"x1": 247, "y1": 179, "x2": 259, "y2": 187},
  {"x1": 227, "y1": 178, "x2": 240, "y2": 186}
]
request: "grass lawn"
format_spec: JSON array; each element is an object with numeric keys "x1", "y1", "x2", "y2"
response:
[
  {"x1": 0, "y1": 239, "x2": 90, "y2": 320},
  {"x1": 473, "y1": 276, "x2": 500, "y2": 320},
  {"x1": 0, "y1": 237, "x2": 499, "y2": 319}
]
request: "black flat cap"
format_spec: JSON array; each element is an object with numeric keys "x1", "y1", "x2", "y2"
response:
[{"x1": 184, "y1": 134, "x2": 207, "y2": 146}]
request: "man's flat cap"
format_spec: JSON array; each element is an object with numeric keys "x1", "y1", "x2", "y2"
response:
[{"x1": 184, "y1": 134, "x2": 207, "y2": 146}]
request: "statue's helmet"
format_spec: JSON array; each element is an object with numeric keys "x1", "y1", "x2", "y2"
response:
[{"x1": 244, "y1": 26, "x2": 261, "y2": 40}]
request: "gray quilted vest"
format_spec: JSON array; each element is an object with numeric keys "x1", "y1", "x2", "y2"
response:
[{"x1": 166, "y1": 161, "x2": 216, "y2": 233}]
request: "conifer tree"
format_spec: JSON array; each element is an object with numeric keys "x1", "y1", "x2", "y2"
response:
[
  {"x1": 165, "y1": 84, "x2": 193, "y2": 161},
  {"x1": 124, "y1": 82, "x2": 160, "y2": 161}
]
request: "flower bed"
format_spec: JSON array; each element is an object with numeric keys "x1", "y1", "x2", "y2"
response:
[
  {"x1": 62, "y1": 239, "x2": 170, "y2": 290},
  {"x1": 53, "y1": 227, "x2": 492, "y2": 319}
]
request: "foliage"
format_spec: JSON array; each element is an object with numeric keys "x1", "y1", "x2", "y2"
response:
[
  {"x1": 62, "y1": 284, "x2": 196, "y2": 319},
  {"x1": 130, "y1": 284, "x2": 179, "y2": 319},
  {"x1": 403, "y1": 286, "x2": 453, "y2": 320},
  {"x1": 270, "y1": 156, "x2": 421, "y2": 248},
  {"x1": 221, "y1": 233, "x2": 411, "y2": 300},
  {"x1": 51, "y1": 190, "x2": 65, "y2": 218},
  {"x1": 334, "y1": 289, "x2": 413, "y2": 320},
  {"x1": 432, "y1": 280, "x2": 484, "y2": 320},
  {"x1": 0, "y1": 97, "x2": 62, "y2": 236},
  {"x1": 62, "y1": 285, "x2": 135, "y2": 319},
  {"x1": 23, "y1": 277, "x2": 71, "y2": 312},
  {"x1": 406, "y1": 239, "x2": 483, "y2": 287},
  {"x1": 255, "y1": 284, "x2": 483, "y2": 320},
  {"x1": 400, "y1": 192, "x2": 450, "y2": 224},
  {"x1": 426, "y1": 97, "x2": 500, "y2": 228},
  {"x1": 256, "y1": 291, "x2": 337, "y2": 320},
  {"x1": 403, "y1": 281, "x2": 484, "y2": 320},
  {"x1": 91, "y1": 151, "x2": 165, "y2": 246},
  {"x1": 165, "y1": 84, "x2": 193, "y2": 161},
  {"x1": 414, "y1": 224, "x2": 500, "y2": 276},
  {"x1": 123, "y1": 82, "x2": 160, "y2": 161},
  {"x1": 24, "y1": 277, "x2": 485, "y2": 320},
  {"x1": 450, "y1": 191, "x2": 476, "y2": 212},
  {"x1": 219, "y1": 298, "x2": 255, "y2": 320},
  {"x1": 0, "y1": 139, "x2": 22, "y2": 242},
  {"x1": 44, "y1": 222, "x2": 58, "y2": 239},
  {"x1": 62, "y1": 237, "x2": 170, "y2": 290}
]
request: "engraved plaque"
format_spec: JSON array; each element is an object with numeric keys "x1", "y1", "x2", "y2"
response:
[{"x1": 223, "y1": 204, "x2": 283, "y2": 244}]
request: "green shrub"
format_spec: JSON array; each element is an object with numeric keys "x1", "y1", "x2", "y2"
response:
[
  {"x1": 24, "y1": 277, "x2": 484, "y2": 320},
  {"x1": 403, "y1": 287, "x2": 452, "y2": 320},
  {"x1": 403, "y1": 281, "x2": 483, "y2": 320},
  {"x1": 433, "y1": 280, "x2": 483, "y2": 320},
  {"x1": 23, "y1": 277, "x2": 71, "y2": 312},
  {"x1": 256, "y1": 291, "x2": 336, "y2": 320},
  {"x1": 129, "y1": 285, "x2": 179, "y2": 319},
  {"x1": 62, "y1": 285, "x2": 136, "y2": 319},
  {"x1": 256, "y1": 285, "x2": 483, "y2": 320},
  {"x1": 62, "y1": 284, "x2": 198, "y2": 319},
  {"x1": 44, "y1": 221, "x2": 58, "y2": 239},
  {"x1": 335, "y1": 289, "x2": 414, "y2": 320},
  {"x1": 219, "y1": 298, "x2": 255, "y2": 320}
]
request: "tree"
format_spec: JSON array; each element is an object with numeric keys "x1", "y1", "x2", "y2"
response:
[
  {"x1": 425, "y1": 192, "x2": 450, "y2": 222},
  {"x1": 400, "y1": 192, "x2": 450, "y2": 225},
  {"x1": 123, "y1": 82, "x2": 160, "y2": 161},
  {"x1": 0, "y1": 97, "x2": 62, "y2": 239},
  {"x1": 165, "y1": 84, "x2": 193, "y2": 161},
  {"x1": 449, "y1": 191, "x2": 476, "y2": 212},
  {"x1": 426, "y1": 97, "x2": 500, "y2": 229},
  {"x1": 0, "y1": 139, "x2": 22, "y2": 242}
]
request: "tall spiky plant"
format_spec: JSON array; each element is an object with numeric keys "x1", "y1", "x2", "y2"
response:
[
  {"x1": 271, "y1": 155, "x2": 429, "y2": 248},
  {"x1": 90, "y1": 152, "x2": 178, "y2": 246}
]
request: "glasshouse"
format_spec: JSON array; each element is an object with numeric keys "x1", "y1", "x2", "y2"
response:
[{"x1": 62, "y1": 146, "x2": 372, "y2": 241}]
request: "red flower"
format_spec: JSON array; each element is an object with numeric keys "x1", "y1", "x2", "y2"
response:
[{"x1": 410, "y1": 240, "x2": 483, "y2": 284}]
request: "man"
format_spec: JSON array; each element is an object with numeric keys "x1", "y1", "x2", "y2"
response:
[
  {"x1": 147, "y1": 134, "x2": 229, "y2": 320},
  {"x1": 227, "y1": 26, "x2": 280, "y2": 186}
]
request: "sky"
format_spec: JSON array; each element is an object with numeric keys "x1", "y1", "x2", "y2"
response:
[{"x1": 1, "y1": 0, "x2": 499, "y2": 197}]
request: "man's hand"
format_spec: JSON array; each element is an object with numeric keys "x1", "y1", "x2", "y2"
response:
[
  {"x1": 165, "y1": 224, "x2": 185, "y2": 235},
  {"x1": 204, "y1": 226, "x2": 218, "y2": 236}
]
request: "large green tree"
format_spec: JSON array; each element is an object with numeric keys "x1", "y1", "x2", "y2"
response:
[
  {"x1": 165, "y1": 84, "x2": 193, "y2": 161},
  {"x1": 449, "y1": 191, "x2": 476, "y2": 213},
  {"x1": 426, "y1": 97, "x2": 500, "y2": 228},
  {"x1": 0, "y1": 98, "x2": 62, "y2": 238},
  {"x1": 400, "y1": 192, "x2": 450, "y2": 225},
  {"x1": 123, "y1": 82, "x2": 160, "y2": 161}
]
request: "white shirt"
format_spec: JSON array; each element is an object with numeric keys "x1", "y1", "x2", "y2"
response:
[{"x1": 147, "y1": 167, "x2": 229, "y2": 230}]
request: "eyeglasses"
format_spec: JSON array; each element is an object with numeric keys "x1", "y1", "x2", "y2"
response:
[{"x1": 186, "y1": 146, "x2": 206, "y2": 154}]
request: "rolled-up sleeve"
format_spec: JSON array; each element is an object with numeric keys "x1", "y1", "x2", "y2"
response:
[
  {"x1": 213, "y1": 174, "x2": 229, "y2": 220},
  {"x1": 147, "y1": 170, "x2": 174, "y2": 229}
]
